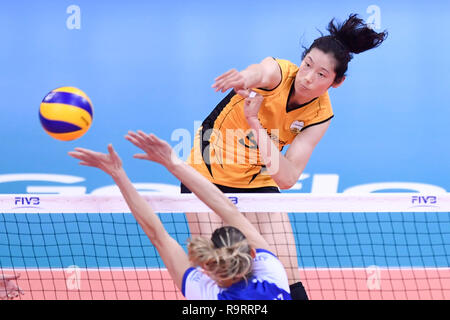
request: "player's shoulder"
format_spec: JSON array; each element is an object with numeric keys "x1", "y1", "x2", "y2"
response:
[
  {"x1": 183, "y1": 267, "x2": 222, "y2": 300},
  {"x1": 252, "y1": 249, "x2": 291, "y2": 292},
  {"x1": 267, "y1": 58, "x2": 299, "y2": 85},
  {"x1": 319, "y1": 90, "x2": 331, "y2": 102},
  {"x1": 253, "y1": 249, "x2": 285, "y2": 269},
  {"x1": 254, "y1": 248, "x2": 280, "y2": 261},
  {"x1": 318, "y1": 90, "x2": 333, "y2": 111}
]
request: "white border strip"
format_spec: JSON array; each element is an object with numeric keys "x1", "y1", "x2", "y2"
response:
[{"x1": 1, "y1": 193, "x2": 450, "y2": 214}]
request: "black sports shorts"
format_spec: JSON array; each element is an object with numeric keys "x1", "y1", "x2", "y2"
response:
[{"x1": 180, "y1": 183, "x2": 280, "y2": 194}]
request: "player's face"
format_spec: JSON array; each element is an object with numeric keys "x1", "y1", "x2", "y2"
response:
[{"x1": 295, "y1": 48, "x2": 342, "y2": 100}]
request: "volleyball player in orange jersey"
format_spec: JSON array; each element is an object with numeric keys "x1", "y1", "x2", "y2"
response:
[{"x1": 183, "y1": 14, "x2": 387, "y2": 299}]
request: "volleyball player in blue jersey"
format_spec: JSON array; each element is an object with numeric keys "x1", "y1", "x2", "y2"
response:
[{"x1": 68, "y1": 130, "x2": 291, "y2": 300}]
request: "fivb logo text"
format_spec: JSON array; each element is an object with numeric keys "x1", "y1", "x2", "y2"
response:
[
  {"x1": 14, "y1": 196, "x2": 40, "y2": 208},
  {"x1": 411, "y1": 195, "x2": 437, "y2": 206}
]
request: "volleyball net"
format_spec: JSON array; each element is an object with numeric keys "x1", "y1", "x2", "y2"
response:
[{"x1": 1, "y1": 193, "x2": 449, "y2": 300}]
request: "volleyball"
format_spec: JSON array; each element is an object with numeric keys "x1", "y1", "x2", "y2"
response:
[{"x1": 39, "y1": 87, "x2": 94, "y2": 141}]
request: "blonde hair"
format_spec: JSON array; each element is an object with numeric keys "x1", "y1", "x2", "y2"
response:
[{"x1": 187, "y1": 227, "x2": 253, "y2": 285}]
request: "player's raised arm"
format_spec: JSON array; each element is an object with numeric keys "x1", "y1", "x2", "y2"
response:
[
  {"x1": 125, "y1": 131, "x2": 271, "y2": 251},
  {"x1": 212, "y1": 57, "x2": 282, "y2": 93},
  {"x1": 68, "y1": 144, "x2": 190, "y2": 290}
]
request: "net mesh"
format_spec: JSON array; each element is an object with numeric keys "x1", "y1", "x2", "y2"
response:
[{"x1": 1, "y1": 194, "x2": 449, "y2": 300}]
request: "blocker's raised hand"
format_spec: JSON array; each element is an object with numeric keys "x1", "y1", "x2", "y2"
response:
[
  {"x1": 68, "y1": 144, "x2": 123, "y2": 177},
  {"x1": 125, "y1": 130, "x2": 181, "y2": 168},
  {"x1": 212, "y1": 69, "x2": 248, "y2": 93}
]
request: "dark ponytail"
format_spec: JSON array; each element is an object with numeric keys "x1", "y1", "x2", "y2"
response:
[{"x1": 302, "y1": 14, "x2": 388, "y2": 83}]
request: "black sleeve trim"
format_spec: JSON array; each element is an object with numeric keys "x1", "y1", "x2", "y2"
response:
[
  {"x1": 201, "y1": 90, "x2": 237, "y2": 177},
  {"x1": 300, "y1": 115, "x2": 334, "y2": 132},
  {"x1": 257, "y1": 57, "x2": 283, "y2": 92}
]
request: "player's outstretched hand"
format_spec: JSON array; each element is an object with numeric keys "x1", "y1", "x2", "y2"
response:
[
  {"x1": 0, "y1": 274, "x2": 24, "y2": 300},
  {"x1": 212, "y1": 69, "x2": 248, "y2": 93},
  {"x1": 125, "y1": 130, "x2": 181, "y2": 168},
  {"x1": 68, "y1": 144, "x2": 123, "y2": 177}
]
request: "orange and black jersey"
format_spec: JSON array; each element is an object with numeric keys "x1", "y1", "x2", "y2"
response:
[{"x1": 187, "y1": 58, "x2": 334, "y2": 189}]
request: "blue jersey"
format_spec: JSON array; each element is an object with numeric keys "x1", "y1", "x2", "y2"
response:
[{"x1": 182, "y1": 249, "x2": 291, "y2": 300}]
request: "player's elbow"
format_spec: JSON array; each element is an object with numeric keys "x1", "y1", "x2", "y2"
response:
[
  {"x1": 138, "y1": 220, "x2": 168, "y2": 248},
  {"x1": 277, "y1": 178, "x2": 297, "y2": 190},
  {"x1": 278, "y1": 181, "x2": 295, "y2": 190},
  {"x1": 276, "y1": 173, "x2": 300, "y2": 190}
]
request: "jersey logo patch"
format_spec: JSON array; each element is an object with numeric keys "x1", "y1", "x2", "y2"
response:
[{"x1": 290, "y1": 120, "x2": 304, "y2": 134}]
